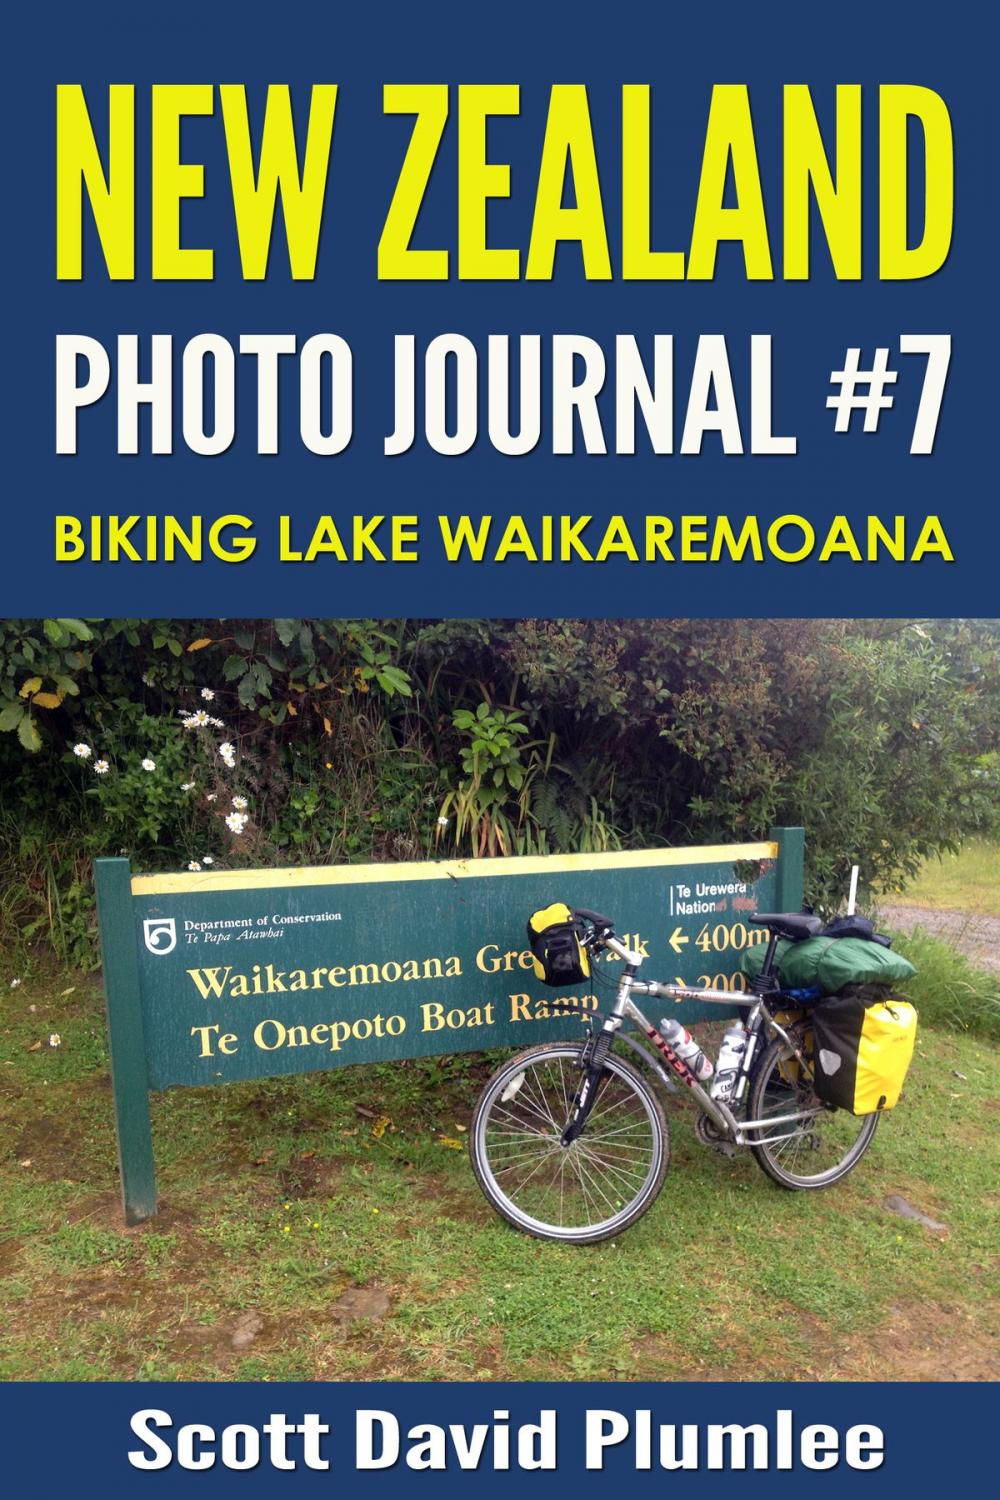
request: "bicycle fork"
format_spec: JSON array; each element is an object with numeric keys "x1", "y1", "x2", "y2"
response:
[{"x1": 560, "y1": 1030, "x2": 614, "y2": 1145}]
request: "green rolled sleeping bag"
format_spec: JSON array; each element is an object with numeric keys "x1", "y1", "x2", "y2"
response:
[{"x1": 741, "y1": 934, "x2": 916, "y2": 993}]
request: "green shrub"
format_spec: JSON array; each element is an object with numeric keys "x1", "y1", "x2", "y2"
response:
[
  {"x1": 1, "y1": 618, "x2": 998, "y2": 962},
  {"x1": 888, "y1": 927, "x2": 1000, "y2": 1040}
]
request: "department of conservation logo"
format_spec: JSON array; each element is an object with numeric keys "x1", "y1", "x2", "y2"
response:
[{"x1": 143, "y1": 918, "x2": 177, "y2": 956}]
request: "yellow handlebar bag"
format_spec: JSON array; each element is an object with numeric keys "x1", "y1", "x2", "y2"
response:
[
  {"x1": 527, "y1": 903, "x2": 590, "y2": 988},
  {"x1": 811, "y1": 988, "x2": 918, "y2": 1114}
]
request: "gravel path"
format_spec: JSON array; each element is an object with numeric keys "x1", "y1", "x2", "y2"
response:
[{"x1": 881, "y1": 903, "x2": 1000, "y2": 974}]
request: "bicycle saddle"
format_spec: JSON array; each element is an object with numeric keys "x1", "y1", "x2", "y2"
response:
[{"x1": 749, "y1": 911, "x2": 823, "y2": 942}]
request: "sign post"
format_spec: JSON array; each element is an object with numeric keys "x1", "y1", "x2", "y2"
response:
[
  {"x1": 771, "y1": 826, "x2": 806, "y2": 913},
  {"x1": 95, "y1": 826, "x2": 803, "y2": 1223},
  {"x1": 93, "y1": 858, "x2": 157, "y2": 1225}
]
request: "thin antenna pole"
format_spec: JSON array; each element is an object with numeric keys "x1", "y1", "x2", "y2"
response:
[{"x1": 847, "y1": 864, "x2": 860, "y2": 916}]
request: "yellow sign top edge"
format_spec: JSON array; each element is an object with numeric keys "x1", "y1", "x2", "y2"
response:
[{"x1": 130, "y1": 842, "x2": 778, "y2": 897}]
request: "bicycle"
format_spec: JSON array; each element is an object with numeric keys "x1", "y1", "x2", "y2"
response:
[{"x1": 470, "y1": 907, "x2": 881, "y2": 1242}]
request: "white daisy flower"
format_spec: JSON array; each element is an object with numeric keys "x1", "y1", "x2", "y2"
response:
[
  {"x1": 72, "y1": 743, "x2": 92, "y2": 759},
  {"x1": 231, "y1": 795, "x2": 248, "y2": 810},
  {"x1": 48, "y1": 1034, "x2": 61, "y2": 1049},
  {"x1": 206, "y1": 793, "x2": 218, "y2": 803},
  {"x1": 201, "y1": 855, "x2": 214, "y2": 866},
  {"x1": 94, "y1": 759, "x2": 110, "y2": 775},
  {"x1": 437, "y1": 816, "x2": 450, "y2": 826},
  {"x1": 180, "y1": 781, "x2": 195, "y2": 792},
  {"x1": 200, "y1": 688, "x2": 215, "y2": 701},
  {"x1": 208, "y1": 717, "x2": 225, "y2": 729},
  {"x1": 9, "y1": 978, "x2": 22, "y2": 990},
  {"x1": 225, "y1": 811, "x2": 249, "y2": 834},
  {"x1": 187, "y1": 861, "x2": 202, "y2": 872},
  {"x1": 141, "y1": 758, "x2": 156, "y2": 772}
]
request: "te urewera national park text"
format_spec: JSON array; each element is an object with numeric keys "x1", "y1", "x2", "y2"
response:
[{"x1": 53, "y1": 82, "x2": 957, "y2": 569}]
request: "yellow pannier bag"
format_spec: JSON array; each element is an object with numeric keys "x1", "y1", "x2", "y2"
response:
[
  {"x1": 526, "y1": 903, "x2": 590, "y2": 988},
  {"x1": 810, "y1": 988, "x2": 918, "y2": 1114}
]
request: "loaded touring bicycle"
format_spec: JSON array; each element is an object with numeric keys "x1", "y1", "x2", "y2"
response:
[{"x1": 470, "y1": 905, "x2": 917, "y2": 1242}]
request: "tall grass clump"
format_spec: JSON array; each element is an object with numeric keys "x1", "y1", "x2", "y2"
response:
[{"x1": 889, "y1": 926, "x2": 1000, "y2": 1041}]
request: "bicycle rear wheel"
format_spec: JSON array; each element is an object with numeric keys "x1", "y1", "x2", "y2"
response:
[
  {"x1": 470, "y1": 1042, "x2": 669, "y2": 1243},
  {"x1": 748, "y1": 1024, "x2": 879, "y2": 1189}
]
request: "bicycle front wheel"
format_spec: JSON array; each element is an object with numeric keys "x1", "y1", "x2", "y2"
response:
[
  {"x1": 470, "y1": 1042, "x2": 669, "y2": 1243},
  {"x1": 748, "y1": 1026, "x2": 879, "y2": 1190}
]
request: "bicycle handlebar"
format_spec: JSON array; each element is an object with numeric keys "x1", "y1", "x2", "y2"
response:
[
  {"x1": 572, "y1": 914, "x2": 738, "y2": 1001},
  {"x1": 574, "y1": 907, "x2": 615, "y2": 932}
]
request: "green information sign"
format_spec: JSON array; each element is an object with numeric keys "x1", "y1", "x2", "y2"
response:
[{"x1": 95, "y1": 826, "x2": 804, "y2": 1222}]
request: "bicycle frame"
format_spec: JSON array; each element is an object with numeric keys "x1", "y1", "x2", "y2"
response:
[{"x1": 590, "y1": 934, "x2": 823, "y2": 1147}]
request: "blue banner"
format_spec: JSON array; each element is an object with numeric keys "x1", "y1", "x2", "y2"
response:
[
  {"x1": 1, "y1": 1381, "x2": 994, "y2": 1492},
  {"x1": 1, "y1": 0, "x2": 995, "y2": 616}
]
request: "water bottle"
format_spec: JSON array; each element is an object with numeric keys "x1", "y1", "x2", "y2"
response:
[
  {"x1": 658, "y1": 1017, "x2": 713, "y2": 1081},
  {"x1": 710, "y1": 1020, "x2": 749, "y2": 1102}
]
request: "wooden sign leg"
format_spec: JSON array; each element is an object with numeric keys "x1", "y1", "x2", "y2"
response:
[
  {"x1": 94, "y1": 858, "x2": 157, "y2": 1224},
  {"x1": 769, "y1": 825, "x2": 806, "y2": 912}
]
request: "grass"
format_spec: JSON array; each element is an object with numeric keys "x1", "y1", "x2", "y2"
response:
[
  {"x1": 885, "y1": 928, "x2": 1000, "y2": 1040},
  {"x1": 1, "y1": 959, "x2": 999, "y2": 1383},
  {"x1": 892, "y1": 838, "x2": 1000, "y2": 919}
]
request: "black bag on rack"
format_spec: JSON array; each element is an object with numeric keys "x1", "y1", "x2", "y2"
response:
[{"x1": 526, "y1": 903, "x2": 590, "y2": 988}]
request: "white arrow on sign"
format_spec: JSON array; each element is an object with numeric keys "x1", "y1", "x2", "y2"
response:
[{"x1": 668, "y1": 926, "x2": 689, "y2": 954}]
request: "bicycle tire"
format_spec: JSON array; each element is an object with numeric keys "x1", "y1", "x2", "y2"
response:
[
  {"x1": 748, "y1": 1024, "x2": 879, "y2": 1190},
  {"x1": 470, "y1": 1041, "x2": 670, "y2": 1243}
]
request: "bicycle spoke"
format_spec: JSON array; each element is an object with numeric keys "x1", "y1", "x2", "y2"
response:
[
  {"x1": 577, "y1": 1148, "x2": 649, "y2": 1180},
  {"x1": 582, "y1": 1087, "x2": 645, "y2": 1130},
  {"x1": 513, "y1": 1080, "x2": 562, "y2": 1131},
  {"x1": 490, "y1": 1144, "x2": 559, "y2": 1171},
  {"x1": 572, "y1": 1153, "x2": 621, "y2": 1218},
  {"x1": 491, "y1": 1092, "x2": 559, "y2": 1133},
  {"x1": 576, "y1": 1148, "x2": 646, "y2": 1197},
  {"x1": 495, "y1": 1141, "x2": 563, "y2": 1193},
  {"x1": 521, "y1": 1068, "x2": 561, "y2": 1131},
  {"x1": 577, "y1": 1135, "x2": 649, "y2": 1174},
  {"x1": 588, "y1": 1118, "x2": 656, "y2": 1140},
  {"x1": 577, "y1": 1127, "x2": 652, "y2": 1151},
  {"x1": 556, "y1": 1060, "x2": 573, "y2": 1123},
  {"x1": 563, "y1": 1147, "x2": 596, "y2": 1221}
]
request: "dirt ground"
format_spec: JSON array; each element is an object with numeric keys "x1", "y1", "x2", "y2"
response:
[{"x1": 882, "y1": 904, "x2": 1000, "y2": 974}]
